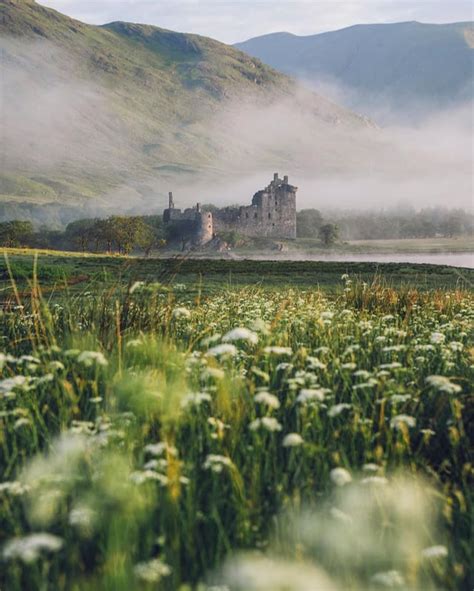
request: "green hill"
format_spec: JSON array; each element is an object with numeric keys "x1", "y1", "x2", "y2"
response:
[
  {"x1": 235, "y1": 21, "x2": 474, "y2": 123},
  {"x1": 0, "y1": 0, "x2": 370, "y2": 209}
]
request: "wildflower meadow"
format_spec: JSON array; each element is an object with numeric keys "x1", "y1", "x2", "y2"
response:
[{"x1": 0, "y1": 271, "x2": 472, "y2": 590}]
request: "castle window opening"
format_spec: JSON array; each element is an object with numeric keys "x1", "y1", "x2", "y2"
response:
[{"x1": 268, "y1": 213, "x2": 271, "y2": 219}]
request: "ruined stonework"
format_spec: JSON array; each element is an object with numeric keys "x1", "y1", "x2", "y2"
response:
[{"x1": 163, "y1": 174, "x2": 297, "y2": 245}]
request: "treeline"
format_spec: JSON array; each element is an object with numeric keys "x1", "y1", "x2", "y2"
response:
[
  {"x1": 1, "y1": 207, "x2": 472, "y2": 253},
  {"x1": 0, "y1": 216, "x2": 166, "y2": 254},
  {"x1": 297, "y1": 207, "x2": 474, "y2": 240}
]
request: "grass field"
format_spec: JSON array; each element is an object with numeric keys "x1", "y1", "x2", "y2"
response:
[
  {"x1": 1, "y1": 249, "x2": 473, "y2": 297},
  {"x1": 0, "y1": 252, "x2": 473, "y2": 590}
]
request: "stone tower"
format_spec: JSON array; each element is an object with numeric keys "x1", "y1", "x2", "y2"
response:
[{"x1": 162, "y1": 173, "x2": 297, "y2": 246}]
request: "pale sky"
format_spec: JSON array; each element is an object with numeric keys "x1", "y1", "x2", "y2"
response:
[{"x1": 38, "y1": 0, "x2": 473, "y2": 44}]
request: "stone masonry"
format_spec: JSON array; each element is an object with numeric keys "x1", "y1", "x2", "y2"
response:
[{"x1": 163, "y1": 173, "x2": 297, "y2": 245}]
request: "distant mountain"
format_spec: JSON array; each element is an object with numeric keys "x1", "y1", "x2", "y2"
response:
[
  {"x1": 235, "y1": 22, "x2": 474, "y2": 123},
  {"x1": 0, "y1": 0, "x2": 370, "y2": 208}
]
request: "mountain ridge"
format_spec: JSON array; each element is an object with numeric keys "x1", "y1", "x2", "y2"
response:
[{"x1": 235, "y1": 21, "x2": 474, "y2": 123}]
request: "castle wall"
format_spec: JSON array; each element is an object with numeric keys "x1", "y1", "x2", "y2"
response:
[
  {"x1": 213, "y1": 178, "x2": 297, "y2": 239},
  {"x1": 163, "y1": 174, "x2": 297, "y2": 245},
  {"x1": 163, "y1": 205, "x2": 213, "y2": 245}
]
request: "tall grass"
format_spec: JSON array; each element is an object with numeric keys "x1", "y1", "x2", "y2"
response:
[{"x1": 0, "y1": 274, "x2": 472, "y2": 590}]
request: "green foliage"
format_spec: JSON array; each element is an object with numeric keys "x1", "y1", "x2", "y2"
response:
[
  {"x1": 0, "y1": 275, "x2": 472, "y2": 589},
  {"x1": 296, "y1": 208, "x2": 324, "y2": 238},
  {"x1": 323, "y1": 207, "x2": 474, "y2": 241},
  {"x1": 319, "y1": 223, "x2": 339, "y2": 246},
  {"x1": 0, "y1": 221, "x2": 34, "y2": 247}
]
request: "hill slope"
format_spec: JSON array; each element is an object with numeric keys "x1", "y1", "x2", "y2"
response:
[
  {"x1": 0, "y1": 0, "x2": 369, "y2": 208},
  {"x1": 235, "y1": 21, "x2": 474, "y2": 123}
]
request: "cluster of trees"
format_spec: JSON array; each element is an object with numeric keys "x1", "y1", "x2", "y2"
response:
[
  {"x1": 64, "y1": 217, "x2": 164, "y2": 254},
  {"x1": 1, "y1": 206, "x2": 472, "y2": 253},
  {"x1": 297, "y1": 207, "x2": 473, "y2": 241},
  {"x1": 0, "y1": 216, "x2": 166, "y2": 255}
]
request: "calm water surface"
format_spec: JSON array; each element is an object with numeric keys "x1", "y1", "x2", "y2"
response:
[{"x1": 246, "y1": 252, "x2": 474, "y2": 268}]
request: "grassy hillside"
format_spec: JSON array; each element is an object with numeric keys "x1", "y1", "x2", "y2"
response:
[
  {"x1": 0, "y1": 0, "x2": 369, "y2": 207},
  {"x1": 235, "y1": 21, "x2": 474, "y2": 123}
]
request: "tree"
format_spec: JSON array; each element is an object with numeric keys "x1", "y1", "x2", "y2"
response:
[
  {"x1": 441, "y1": 215, "x2": 463, "y2": 238},
  {"x1": 319, "y1": 223, "x2": 339, "y2": 246},
  {"x1": 296, "y1": 209, "x2": 324, "y2": 238},
  {"x1": 65, "y1": 219, "x2": 98, "y2": 252},
  {"x1": 0, "y1": 221, "x2": 34, "y2": 247}
]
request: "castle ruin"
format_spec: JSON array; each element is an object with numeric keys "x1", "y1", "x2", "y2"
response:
[{"x1": 163, "y1": 173, "x2": 297, "y2": 245}]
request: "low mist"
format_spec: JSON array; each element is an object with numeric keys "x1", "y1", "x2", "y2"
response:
[
  {"x1": 0, "y1": 39, "x2": 137, "y2": 177},
  {"x1": 1, "y1": 38, "x2": 472, "y2": 220}
]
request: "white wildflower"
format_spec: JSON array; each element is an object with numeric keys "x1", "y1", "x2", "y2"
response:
[
  {"x1": 249, "y1": 417, "x2": 282, "y2": 432},
  {"x1": 172, "y1": 307, "x2": 191, "y2": 320},
  {"x1": 353, "y1": 369, "x2": 371, "y2": 379},
  {"x1": 390, "y1": 394, "x2": 412, "y2": 404},
  {"x1": 370, "y1": 570, "x2": 405, "y2": 587},
  {"x1": 48, "y1": 361, "x2": 65, "y2": 371},
  {"x1": 353, "y1": 379, "x2": 378, "y2": 390},
  {"x1": 307, "y1": 357, "x2": 326, "y2": 370},
  {"x1": 126, "y1": 339, "x2": 142, "y2": 348},
  {"x1": 144, "y1": 442, "x2": 177, "y2": 457},
  {"x1": 421, "y1": 545, "x2": 448, "y2": 559},
  {"x1": 3, "y1": 533, "x2": 63, "y2": 563},
  {"x1": 130, "y1": 470, "x2": 168, "y2": 485},
  {"x1": 361, "y1": 476, "x2": 389, "y2": 486},
  {"x1": 263, "y1": 346, "x2": 292, "y2": 356},
  {"x1": 181, "y1": 392, "x2": 212, "y2": 408},
  {"x1": 207, "y1": 344, "x2": 238, "y2": 357},
  {"x1": 430, "y1": 332, "x2": 445, "y2": 344},
  {"x1": 134, "y1": 558, "x2": 171, "y2": 583},
  {"x1": 330, "y1": 467, "x2": 352, "y2": 487},
  {"x1": 77, "y1": 351, "x2": 108, "y2": 367},
  {"x1": 222, "y1": 327, "x2": 258, "y2": 345},
  {"x1": 203, "y1": 454, "x2": 233, "y2": 473},
  {"x1": 379, "y1": 362, "x2": 402, "y2": 370},
  {"x1": 362, "y1": 463, "x2": 381, "y2": 472},
  {"x1": 328, "y1": 403, "x2": 351, "y2": 418},
  {"x1": 297, "y1": 388, "x2": 326, "y2": 404},
  {"x1": 0, "y1": 375, "x2": 31, "y2": 398},
  {"x1": 425, "y1": 375, "x2": 461, "y2": 394},
  {"x1": 69, "y1": 505, "x2": 96, "y2": 530},
  {"x1": 254, "y1": 391, "x2": 280, "y2": 409},
  {"x1": 0, "y1": 481, "x2": 30, "y2": 496},
  {"x1": 390, "y1": 414, "x2": 416, "y2": 430},
  {"x1": 14, "y1": 417, "x2": 31, "y2": 430},
  {"x1": 341, "y1": 362, "x2": 357, "y2": 370},
  {"x1": 129, "y1": 281, "x2": 145, "y2": 294},
  {"x1": 282, "y1": 433, "x2": 304, "y2": 447}
]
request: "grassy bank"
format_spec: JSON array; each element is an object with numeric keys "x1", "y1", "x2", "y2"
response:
[{"x1": 1, "y1": 250, "x2": 473, "y2": 298}]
